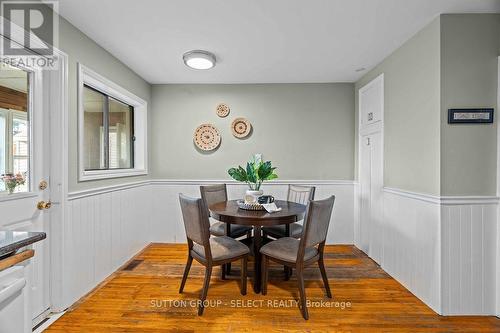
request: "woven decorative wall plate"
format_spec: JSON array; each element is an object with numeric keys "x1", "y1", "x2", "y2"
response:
[
  {"x1": 193, "y1": 123, "x2": 221, "y2": 151},
  {"x1": 216, "y1": 103, "x2": 230, "y2": 117},
  {"x1": 231, "y1": 117, "x2": 251, "y2": 138}
]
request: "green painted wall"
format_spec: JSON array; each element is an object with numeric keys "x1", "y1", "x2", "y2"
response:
[
  {"x1": 355, "y1": 18, "x2": 442, "y2": 195},
  {"x1": 57, "y1": 16, "x2": 152, "y2": 192},
  {"x1": 151, "y1": 84, "x2": 355, "y2": 180},
  {"x1": 440, "y1": 14, "x2": 500, "y2": 196}
]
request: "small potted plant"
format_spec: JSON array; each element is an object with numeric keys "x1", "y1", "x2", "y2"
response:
[
  {"x1": 1, "y1": 173, "x2": 26, "y2": 194},
  {"x1": 228, "y1": 154, "x2": 278, "y2": 204}
]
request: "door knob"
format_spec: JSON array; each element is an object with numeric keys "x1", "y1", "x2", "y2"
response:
[{"x1": 37, "y1": 201, "x2": 52, "y2": 210}]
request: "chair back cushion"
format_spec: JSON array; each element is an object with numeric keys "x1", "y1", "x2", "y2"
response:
[
  {"x1": 287, "y1": 185, "x2": 316, "y2": 205},
  {"x1": 301, "y1": 196, "x2": 335, "y2": 249},
  {"x1": 179, "y1": 194, "x2": 209, "y2": 246},
  {"x1": 200, "y1": 184, "x2": 228, "y2": 215}
]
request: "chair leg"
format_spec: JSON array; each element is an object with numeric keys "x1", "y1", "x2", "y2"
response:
[
  {"x1": 241, "y1": 257, "x2": 248, "y2": 295},
  {"x1": 198, "y1": 265, "x2": 212, "y2": 316},
  {"x1": 179, "y1": 255, "x2": 193, "y2": 293},
  {"x1": 221, "y1": 263, "x2": 226, "y2": 280},
  {"x1": 296, "y1": 267, "x2": 309, "y2": 320},
  {"x1": 284, "y1": 266, "x2": 291, "y2": 280},
  {"x1": 318, "y1": 257, "x2": 332, "y2": 298},
  {"x1": 261, "y1": 255, "x2": 268, "y2": 295}
]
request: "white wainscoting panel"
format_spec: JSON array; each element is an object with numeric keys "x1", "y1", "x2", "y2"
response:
[
  {"x1": 441, "y1": 202, "x2": 497, "y2": 315},
  {"x1": 62, "y1": 180, "x2": 499, "y2": 317},
  {"x1": 149, "y1": 180, "x2": 355, "y2": 245},
  {"x1": 62, "y1": 179, "x2": 354, "y2": 309},
  {"x1": 382, "y1": 188, "x2": 442, "y2": 313},
  {"x1": 63, "y1": 184, "x2": 152, "y2": 308}
]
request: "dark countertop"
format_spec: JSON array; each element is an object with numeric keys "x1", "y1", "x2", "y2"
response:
[{"x1": 0, "y1": 231, "x2": 46, "y2": 257}]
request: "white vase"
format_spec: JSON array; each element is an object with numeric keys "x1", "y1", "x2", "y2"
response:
[{"x1": 244, "y1": 189, "x2": 263, "y2": 204}]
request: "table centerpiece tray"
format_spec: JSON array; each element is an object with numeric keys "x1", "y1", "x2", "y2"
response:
[{"x1": 236, "y1": 200, "x2": 265, "y2": 211}]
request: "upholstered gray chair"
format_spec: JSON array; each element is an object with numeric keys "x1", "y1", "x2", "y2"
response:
[
  {"x1": 262, "y1": 185, "x2": 315, "y2": 239},
  {"x1": 200, "y1": 184, "x2": 253, "y2": 239},
  {"x1": 200, "y1": 184, "x2": 253, "y2": 278},
  {"x1": 260, "y1": 195, "x2": 335, "y2": 320},
  {"x1": 178, "y1": 194, "x2": 249, "y2": 315}
]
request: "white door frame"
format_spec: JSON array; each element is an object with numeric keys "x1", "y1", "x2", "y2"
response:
[
  {"x1": 496, "y1": 56, "x2": 500, "y2": 318},
  {"x1": 357, "y1": 73, "x2": 385, "y2": 262},
  {"x1": 46, "y1": 47, "x2": 69, "y2": 313}
]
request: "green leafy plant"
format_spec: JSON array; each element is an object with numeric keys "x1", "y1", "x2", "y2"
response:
[{"x1": 228, "y1": 154, "x2": 278, "y2": 190}]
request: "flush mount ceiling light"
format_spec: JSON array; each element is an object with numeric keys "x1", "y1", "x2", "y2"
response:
[{"x1": 183, "y1": 50, "x2": 216, "y2": 70}]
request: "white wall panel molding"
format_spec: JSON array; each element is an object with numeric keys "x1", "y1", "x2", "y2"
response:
[
  {"x1": 64, "y1": 181, "x2": 497, "y2": 316},
  {"x1": 384, "y1": 187, "x2": 499, "y2": 205},
  {"x1": 441, "y1": 203, "x2": 497, "y2": 315},
  {"x1": 61, "y1": 185, "x2": 152, "y2": 308},
  {"x1": 440, "y1": 196, "x2": 500, "y2": 205},
  {"x1": 149, "y1": 179, "x2": 356, "y2": 186},
  {"x1": 68, "y1": 181, "x2": 149, "y2": 200},
  {"x1": 149, "y1": 180, "x2": 355, "y2": 244},
  {"x1": 383, "y1": 187, "x2": 441, "y2": 204},
  {"x1": 62, "y1": 179, "x2": 355, "y2": 308},
  {"x1": 382, "y1": 189, "x2": 442, "y2": 313},
  {"x1": 382, "y1": 186, "x2": 498, "y2": 315},
  {"x1": 68, "y1": 179, "x2": 356, "y2": 200}
]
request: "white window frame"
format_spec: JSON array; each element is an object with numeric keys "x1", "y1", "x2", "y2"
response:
[{"x1": 78, "y1": 63, "x2": 148, "y2": 181}]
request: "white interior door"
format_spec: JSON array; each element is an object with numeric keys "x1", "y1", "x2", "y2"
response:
[
  {"x1": 359, "y1": 135, "x2": 371, "y2": 254},
  {"x1": 359, "y1": 74, "x2": 384, "y2": 265},
  {"x1": 0, "y1": 55, "x2": 51, "y2": 324}
]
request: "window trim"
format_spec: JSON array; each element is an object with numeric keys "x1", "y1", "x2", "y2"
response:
[
  {"x1": 0, "y1": 107, "x2": 30, "y2": 193},
  {"x1": 78, "y1": 63, "x2": 148, "y2": 181}
]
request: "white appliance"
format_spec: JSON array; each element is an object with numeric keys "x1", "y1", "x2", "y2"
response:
[{"x1": 0, "y1": 265, "x2": 30, "y2": 333}]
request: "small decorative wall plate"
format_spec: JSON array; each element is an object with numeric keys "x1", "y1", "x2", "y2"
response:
[
  {"x1": 216, "y1": 103, "x2": 230, "y2": 117},
  {"x1": 231, "y1": 117, "x2": 251, "y2": 138},
  {"x1": 193, "y1": 123, "x2": 221, "y2": 151}
]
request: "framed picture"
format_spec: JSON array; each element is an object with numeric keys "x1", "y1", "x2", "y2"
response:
[{"x1": 448, "y1": 108, "x2": 494, "y2": 124}]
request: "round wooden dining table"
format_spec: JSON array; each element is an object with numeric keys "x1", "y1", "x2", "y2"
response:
[{"x1": 209, "y1": 200, "x2": 306, "y2": 293}]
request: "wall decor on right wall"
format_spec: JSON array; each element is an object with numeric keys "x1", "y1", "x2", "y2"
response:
[
  {"x1": 447, "y1": 108, "x2": 494, "y2": 124},
  {"x1": 231, "y1": 117, "x2": 252, "y2": 138}
]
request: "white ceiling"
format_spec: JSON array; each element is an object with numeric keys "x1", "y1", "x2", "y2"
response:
[
  {"x1": 0, "y1": 63, "x2": 28, "y2": 93},
  {"x1": 58, "y1": 0, "x2": 500, "y2": 84}
]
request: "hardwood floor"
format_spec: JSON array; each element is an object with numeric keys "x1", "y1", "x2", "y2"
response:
[{"x1": 46, "y1": 243, "x2": 499, "y2": 332}]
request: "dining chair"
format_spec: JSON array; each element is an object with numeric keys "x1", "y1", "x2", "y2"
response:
[
  {"x1": 260, "y1": 195, "x2": 335, "y2": 320},
  {"x1": 200, "y1": 184, "x2": 253, "y2": 278},
  {"x1": 262, "y1": 185, "x2": 315, "y2": 240},
  {"x1": 178, "y1": 194, "x2": 249, "y2": 315},
  {"x1": 200, "y1": 184, "x2": 253, "y2": 238}
]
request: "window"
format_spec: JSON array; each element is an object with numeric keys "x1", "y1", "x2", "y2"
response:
[
  {"x1": 0, "y1": 63, "x2": 30, "y2": 193},
  {"x1": 83, "y1": 85, "x2": 134, "y2": 171},
  {"x1": 78, "y1": 64, "x2": 147, "y2": 181}
]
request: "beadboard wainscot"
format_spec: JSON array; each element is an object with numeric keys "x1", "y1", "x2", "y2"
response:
[
  {"x1": 63, "y1": 182, "x2": 152, "y2": 308},
  {"x1": 382, "y1": 187, "x2": 499, "y2": 315},
  {"x1": 382, "y1": 188, "x2": 442, "y2": 313},
  {"x1": 440, "y1": 195, "x2": 498, "y2": 315},
  {"x1": 148, "y1": 179, "x2": 356, "y2": 244}
]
